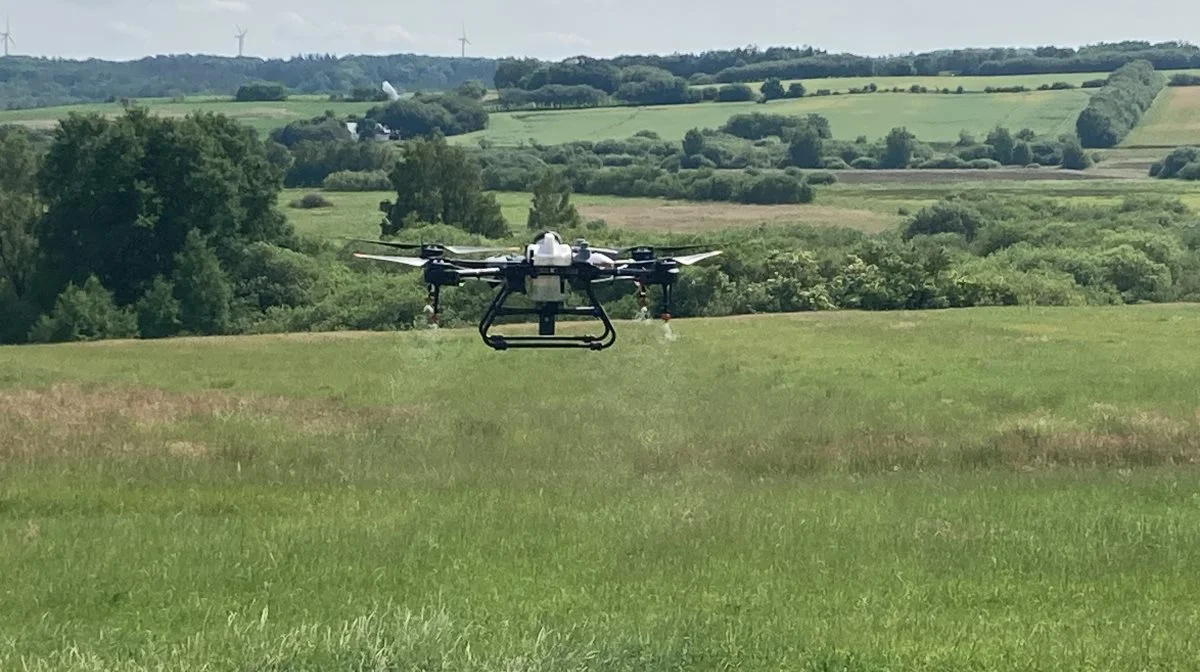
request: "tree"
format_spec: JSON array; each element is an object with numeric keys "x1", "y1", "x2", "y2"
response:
[
  {"x1": 1060, "y1": 135, "x2": 1093, "y2": 170},
  {"x1": 527, "y1": 169, "x2": 583, "y2": 231},
  {"x1": 683, "y1": 128, "x2": 705, "y2": 156},
  {"x1": 171, "y1": 230, "x2": 233, "y2": 335},
  {"x1": 234, "y1": 82, "x2": 288, "y2": 102},
  {"x1": 760, "y1": 77, "x2": 786, "y2": 101},
  {"x1": 383, "y1": 134, "x2": 509, "y2": 238},
  {"x1": 0, "y1": 132, "x2": 40, "y2": 301},
  {"x1": 1011, "y1": 141, "x2": 1034, "y2": 166},
  {"x1": 136, "y1": 276, "x2": 182, "y2": 339},
  {"x1": 883, "y1": 127, "x2": 916, "y2": 168},
  {"x1": 27, "y1": 276, "x2": 138, "y2": 343},
  {"x1": 986, "y1": 126, "x2": 1016, "y2": 164},
  {"x1": 35, "y1": 107, "x2": 291, "y2": 309},
  {"x1": 455, "y1": 79, "x2": 489, "y2": 100},
  {"x1": 787, "y1": 126, "x2": 824, "y2": 168},
  {"x1": 786, "y1": 82, "x2": 807, "y2": 98}
]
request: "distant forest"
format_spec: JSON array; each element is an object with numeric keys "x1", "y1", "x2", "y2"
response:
[
  {"x1": 0, "y1": 53, "x2": 498, "y2": 109},
  {"x1": 2, "y1": 40, "x2": 1198, "y2": 110}
]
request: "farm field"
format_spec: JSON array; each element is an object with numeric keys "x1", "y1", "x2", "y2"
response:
[
  {"x1": 0, "y1": 95, "x2": 377, "y2": 135},
  {"x1": 4, "y1": 306, "x2": 1200, "y2": 670},
  {"x1": 697, "y1": 69, "x2": 1200, "y2": 95},
  {"x1": 457, "y1": 89, "x2": 1093, "y2": 146},
  {"x1": 281, "y1": 176, "x2": 1200, "y2": 242},
  {"x1": 1121, "y1": 86, "x2": 1200, "y2": 147}
]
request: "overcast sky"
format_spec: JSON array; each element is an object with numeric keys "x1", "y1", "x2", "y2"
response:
[{"x1": 6, "y1": 0, "x2": 1199, "y2": 62}]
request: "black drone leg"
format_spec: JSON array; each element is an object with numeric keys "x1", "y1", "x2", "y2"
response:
[
  {"x1": 659, "y1": 283, "x2": 673, "y2": 322},
  {"x1": 479, "y1": 284, "x2": 616, "y2": 351},
  {"x1": 426, "y1": 284, "x2": 442, "y2": 326}
]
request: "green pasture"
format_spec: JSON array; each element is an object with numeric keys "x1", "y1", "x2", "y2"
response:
[
  {"x1": 699, "y1": 69, "x2": 1200, "y2": 95},
  {"x1": 457, "y1": 89, "x2": 1093, "y2": 146},
  {"x1": 4, "y1": 306, "x2": 1200, "y2": 670},
  {"x1": 1122, "y1": 86, "x2": 1200, "y2": 147},
  {"x1": 281, "y1": 176, "x2": 1200, "y2": 243},
  {"x1": 0, "y1": 95, "x2": 376, "y2": 135}
]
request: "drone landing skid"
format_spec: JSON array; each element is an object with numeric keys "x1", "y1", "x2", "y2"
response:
[{"x1": 480, "y1": 286, "x2": 616, "y2": 351}]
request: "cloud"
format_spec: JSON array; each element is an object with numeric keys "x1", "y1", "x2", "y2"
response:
[
  {"x1": 108, "y1": 19, "x2": 149, "y2": 39},
  {"x1": 178, "y1": 0, "x2": 249, "y2": 13},
  {"x1": 530, "y1": 31, "x2": 592, "y2": 47}
]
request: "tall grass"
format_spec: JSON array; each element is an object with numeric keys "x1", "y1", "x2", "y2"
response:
[{"x1": 3, "y1": 307, "x2": 1200, "y2": 670}]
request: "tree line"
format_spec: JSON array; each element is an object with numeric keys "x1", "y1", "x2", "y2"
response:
[
  {"x1": 0, "y1": 53, "x2": 496, "y2": 110},
  {"x1": 3, "y1": 110, "x2": 1200, "y2": 346},
  {"x1": 1075, "y1": 60, "x2": 1165, "y2": 148}
]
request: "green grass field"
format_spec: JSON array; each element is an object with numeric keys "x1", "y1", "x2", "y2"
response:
[
  {"x1": 0, "y1": 95, "x2": 377, "y2": 135},
  {"x1": 4, "y1": 306, "x2": 1200, "y2": 670},
  {"x1": 698, "y1": 69, "x2": 1200, "y2": 95},
  {"x1": 457, "y1": 90, "x2": 1093, "y2": 146},
  {"x1": 1122, "y1": 86, "x2": 1200, "y2": 147},
  {"x1": 282, "y1": 177, "x2": 1200, "y2": 243}
]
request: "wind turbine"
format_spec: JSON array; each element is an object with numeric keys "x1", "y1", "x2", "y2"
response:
[
  {"x1": 234, "y1": 25, "x2": 247, "y2": 57},
  {"x1": 1, "y1": 17, "x2": 14, "y2": 58},
  {"x1": 457, "y1": 22, "x2": 470, "y2": 57}
]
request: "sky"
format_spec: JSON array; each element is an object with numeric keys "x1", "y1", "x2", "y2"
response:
[{"x1": 5, "y1": 0, "x2": 1199, "y2": 62}]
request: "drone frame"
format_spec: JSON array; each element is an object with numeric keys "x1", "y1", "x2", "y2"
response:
[{"x1": 350, "y1": 238, "x2": 719, "y2": 351}]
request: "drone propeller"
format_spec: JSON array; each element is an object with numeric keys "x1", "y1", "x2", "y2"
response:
[
  {"x1": 346, "y1": 238, "x2": 514, "y2": 257},
  {"x1": 614, "y1": 250, "x2": 724, "y2": 267},
  {"x1": 351, "y1": 253, "x2": 431, "y2": 267},
  {"x1": 617, "y1": 243, "x2": 713, "y2": 257}
]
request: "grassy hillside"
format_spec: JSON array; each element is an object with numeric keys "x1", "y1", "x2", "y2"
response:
[
  {"x1": 0, "y1": 96, "x2": 378, "y2": 135},
  {"x1": 697, "y1": 69, "x2": 1200, "y2": 94},
  {"x1": 1122, "y1": 86, "x2": 1200, "y2": 147},
  {"x1": 459, "y1": 90, "x2": 1093, "y2": 146},
  {"x1": 4, "y1": 306, "x2": 1200, "y2": 670}
]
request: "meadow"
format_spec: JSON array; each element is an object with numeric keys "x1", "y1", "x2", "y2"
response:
[
  {"x1": 457, "y1": 90, "x2": 1093, "y2": 146},
  {"x1": 4, "y1": 306, "x2": 1200, "y2": 670},
  {"x1": 281, "y1": 176, "x2": 1200, "y2": 242},
  {"x1": 694, "y1": 69, "x2": 1200, "y2": 95},
  {"x1": 0, "y1": 95, "x2": 379, "y2": 135},
  {"x1": 1122, "y1": 86, "x2": 1200, "y2": 147}
]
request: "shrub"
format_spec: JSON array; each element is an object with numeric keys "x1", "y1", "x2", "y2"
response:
[
  {"x1": 1169, "y1": 73, "x2": 1200, "y2": 87},
  {"x1": 968, "y1": 159, "x2": 1003, "y2": 169},
  {"x1": 1152, "y1": 147, "x2": 1200, "y2": 179},
  {"x1": 28, "y1": 276, "x2": 138, "y2": 343},
  {"x1": 234, "y1": 82, "x2": 287, "y2": 102},
  {"x1": 290, "y1": 193, "x2": 333, "y2": 209},
  {"x1": 1179, "y1": 163, "x2": 1200, "y2": 181},
  {"x1": 806, "y1": 171, "x2": 837, "y2": 185},
  {"x1": 821, "y1": 157, "x2": 849, "y2": 170},
  {"x1": 850, "y1": 157, "x2": 879, "y2": 169},
  {"x1": 917, "y1": 155, "x2": 968, "y2": 169},
  {"x1": 716, "y1": 84, "x2": 757, "y2": 102},
  {"x1": 322, "y1": 170, "x2": 393, "y2": 191},
  {"x1": 903, "y1": 201, "x2": 987, "y2": 241}
]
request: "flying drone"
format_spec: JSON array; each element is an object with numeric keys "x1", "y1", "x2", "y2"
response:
[{"x1": 348, "y1": 231, "x2": 722, "y2": 351}]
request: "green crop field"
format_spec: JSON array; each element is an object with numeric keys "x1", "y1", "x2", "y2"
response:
[
  {"x1": 1122, "y1": 86, "x2": 1200, "y2": 147},
  {"x1": 699, "y1": 69, "x2": 1200, "y2": 95},
  {"x1": 0, "y1": 95, "x2": 377, "y2": 135},
  {"x1": 4, "y1": 306, "x2": 1200, "y2": 670},
  {"x1": 457, "y1": 89, "x2": 1093, "y2": 146}
]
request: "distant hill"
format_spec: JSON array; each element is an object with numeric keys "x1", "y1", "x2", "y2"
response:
[{"x1": 0, "y1": 53, "x2": 499, "y2": 110}]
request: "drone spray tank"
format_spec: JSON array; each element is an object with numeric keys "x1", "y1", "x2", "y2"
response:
[{"x1": 527, "y1": 232, "x2": 574, "y2": 334}]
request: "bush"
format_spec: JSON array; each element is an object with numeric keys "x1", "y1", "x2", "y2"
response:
[
  {"x1": 850, "y1": 157, "x2": 879, "y2": 169},
  {"x1": 234, "y1": 82, "x2": 287, "y2": 102},
  {"x1": 1060, "y1": 136, "x2": 1093, "y2": 170},
  {"x1": 1179, "y1": 163, "x2": 1200, "y2": 181},
  {"x1": 903, "y1": 201, "x2": 987, "y2": 241},
  {"x1": 821, "y1": 157, "x2": 849, "y2": 170},
  {"x1": 806, "y1": 171, "x2": 837, "y2": 185},
  {"x1": 968, "y1": 159, "x2": 1003, "y2": 169},
  {"x1": 290, "y1": 193, "x2": 333, "y2": 209},
  {"x1": 917, "y1": 155, "x2": 968, "y2": 169},
  {"x1": 1082, "y1": 78, "x2": 1107, "y2": 88},
  {"x1": 322, "y1": 170, "x2": 393, "y2": 191},
  {"x1": 1169, "y1": 73, "x2": 1200, "y2": 87},
  {"x1": 716, "y1": 84, "x2": 757, "y2": 102},
  {"x1": 1152, "y1": 147, "x2": 1200, "y2": 179},
  {"x1": 28, "y1": 276, "x2": 138, "y2": 343}
]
